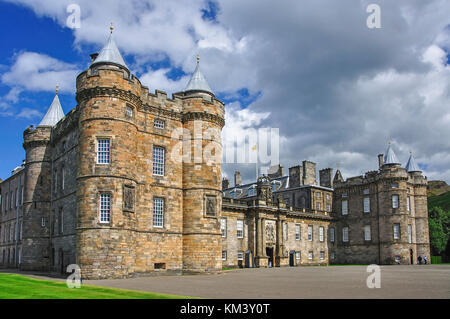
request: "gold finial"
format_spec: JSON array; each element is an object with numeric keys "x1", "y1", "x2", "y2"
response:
[
  {"x1": 56, "y1": 84, "x2": 59, "y2": 94},
  {"x1": 388, "y1": 139, "x2": 391, "y2": 145},
  {"x1": 196, "y1": 54, "x2": 200, "y2": 63},
  {"x1": 110, "y1": 22, "x2": 114, "y2": 33}
]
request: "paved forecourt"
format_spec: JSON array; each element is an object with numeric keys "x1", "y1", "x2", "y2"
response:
[{"x1": 82, "y1": 265, "x2": 450, "y2": 299}]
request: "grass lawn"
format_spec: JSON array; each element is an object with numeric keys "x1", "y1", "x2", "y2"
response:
[{"x1": 0, "y1": 273, "x2": 192, "y2": 299}]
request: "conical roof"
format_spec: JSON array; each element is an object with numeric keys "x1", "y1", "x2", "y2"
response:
[
  {"x1": 91, "y1": 27, "x2": 128, "y2": 69},
  {"x1": 405, "y1": 153, "x2": 421, "y2": 172},
  {"x1": 185, "y1": 57, "x2": 213, "y2": 95},
  {"x1": 384, "y1": 143, "x2": 400, "y2": 164},
  {"x1": 38, "y1": 93, "x2": 65, "y2": 127}
]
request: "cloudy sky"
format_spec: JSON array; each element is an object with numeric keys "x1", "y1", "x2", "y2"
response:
[{"x1": 0, "y1": 0, "x2": 449, "y2": 184}]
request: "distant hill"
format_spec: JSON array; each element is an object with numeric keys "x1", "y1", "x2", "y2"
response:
[
  {"x1": 427, "y1": 180, "x2": 450, "y2": 197},
  {"x1": 428, "y1": 191, "x2": 450, "y2": 212}
]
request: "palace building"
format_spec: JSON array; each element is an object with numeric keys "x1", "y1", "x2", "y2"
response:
[{"x1": 0, "y1": 29, "x2": 430, "y2": 279}]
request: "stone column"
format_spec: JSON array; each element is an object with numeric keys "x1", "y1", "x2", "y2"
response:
[
  {"x1": 257, "y1": 217, "x2": 263, "y2": 257},
  {"x1": 276, "y1": 218, "x2": 282, "y2": 256}
]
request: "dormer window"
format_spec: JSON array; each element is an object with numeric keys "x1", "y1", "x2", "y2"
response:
[
  {"x1": 229, "y1": 190, "x2": 236, "y2": 199},
  {"x1": 272, "y1": 181, "x2": 281, "y2": 192},
  {"x1": 247, "y1": 185, "x2": 256, "y2": 197}
]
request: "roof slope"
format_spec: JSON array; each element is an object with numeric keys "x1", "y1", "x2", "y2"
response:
[{"x1": 38, "y1": 94, "x2": 65, "y2": 127}]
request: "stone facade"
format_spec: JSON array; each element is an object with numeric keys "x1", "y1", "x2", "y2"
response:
[
  {"x1": 222, "y1": 168, "x2": 333, "y2": 268},
  {"x1": 0, "y1": 35, "x2": 431, "y2": 278},
  {"x1": 330, "y1": 159, "x2": 430, "y2": 265}
]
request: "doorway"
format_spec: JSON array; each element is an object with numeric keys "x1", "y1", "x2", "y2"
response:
[
  {"x1": 289, "y1": 251, "x2": 295, "y2": 266},
  {"x1": 410, "y1": 249, "x2": 414, "y2": 265},
  {"x1": 266, "y1": 247, "x2": 274, "y2": 267},
  {"x1": 59, "y1": 249, "x2": 64, "y2": 274}
]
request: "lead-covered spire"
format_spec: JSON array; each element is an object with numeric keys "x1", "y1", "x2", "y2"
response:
[
  {"x1": 384, "y1": 142, "x2": 400, "y2": 165},
  {"x1": 91, "y1": 23, "x2": 128, "y2": 70},
  {"x1": 184, "y1": 55, "x2": 214, "y2": 95},
  {"x1": 38, "y1": 86, "x2": 65, "y2": 127},
  {"x1": 405, "y1": 152, "x2": 421, "y2": 172}
]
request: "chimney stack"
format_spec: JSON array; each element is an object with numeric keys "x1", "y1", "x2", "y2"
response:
[
  {"x1": 378, "y1": 154, "x2": 384, "y2": 168},
  {"x1": 90, "y1": 53, "x2": 99, "y2": 63},
  {"x1": 222, "y1": 177, "x2": 229, "y2": 190},
  {"x1": 234, "y1": 171, "x2": 242, "y2": 186}
]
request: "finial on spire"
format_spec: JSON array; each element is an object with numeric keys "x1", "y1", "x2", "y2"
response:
[
  {"x1": 110, "y1": 22, "x2": 114, "y2": 33},
  {"x1": 55, "y1": 84, "x2": 59, "y2": 94},
  {"x1": 388, "y1": 139, "x2": 391, "y2": 145},
  {"x1": 196, "y1": 54, "x2": 200, "y2": 64}
]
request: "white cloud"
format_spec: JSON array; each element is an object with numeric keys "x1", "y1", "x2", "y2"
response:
[
  {"x1": 1, "y1": 51, "x2": 79, "y2": 94},
  {"x1": 16, "y1": 108, "x2": 43, "y2": 119},
  {"x1": 3, "y1": 0, "x2": 450, "y2": 183}
]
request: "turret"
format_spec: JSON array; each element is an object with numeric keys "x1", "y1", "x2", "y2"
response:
[
  {"x1": 21, "y1": 88, "x2": 64, "y2": 271},
  {"x1": 181, "y1": 56, "x2": 225, "y2": 272},
  {"x1": 75, "y1": 25, "x2": 140, "y2": 278}
]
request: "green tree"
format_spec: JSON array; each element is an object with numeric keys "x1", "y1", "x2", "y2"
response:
[{"x1": 428, "y1": 207, "x2": 450, "y2": 255}]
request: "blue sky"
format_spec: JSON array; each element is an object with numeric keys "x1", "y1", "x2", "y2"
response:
[{"x1": 1, "y1": 0, "x2": 449, "y2": 183}]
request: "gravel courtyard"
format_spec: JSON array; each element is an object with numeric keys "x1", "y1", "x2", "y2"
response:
[{"x1": 83, "y1": 265, "x2": 450, "y2": 299}]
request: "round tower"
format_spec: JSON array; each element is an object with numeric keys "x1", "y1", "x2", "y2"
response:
[
  {"x1": 181, "y1": 57, "x2": 225, "y2": 272},
  {"x1": 21, "y1": 90, "x2": 65, "y2": 271},
  {"x1": 75, "y1": 26, "x2": 141, "y2": 279}
]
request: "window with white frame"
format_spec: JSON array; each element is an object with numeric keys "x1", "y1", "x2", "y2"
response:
[
  {"x1": 342, "y1": 200, "x2": 348, "y2": 215},
  {"x1": 316, "y1": 192, "x2": 321, "y2": 198},
  {"x1": 308, "y1": 251, "x2": 313, "y2": 260},
  {"x1": 62, "y1": 167, "x2": 65, "y2": 190},
  {"x1": 152, "y1": 146, "x2": 165, "y2": 176},
  {"x1": 363, "y1": 188, "x2": 370, "y2": 195},
  {"x1": 97, "y1": 139, "x2": 110, "y2": 164},
  {"x1": 222, "y1": 251, "x2": 227, "y2": 261},
  {"x1": 326, "y1": 204, "x2": 331, "y2": 212},
  {"x1": 320, "y1": 251, "x2": 325, "y2": 260},
  {"x1": 237, "y1": 220, "x2": 244, "y2": 238},
  {"x1": 408, "y1": 224, "x2": 412, "y2": 243},
  {"x1": 248, "y1": 187, "x2": 255, "y2": 197},
  {"x1": 330, "y1": 227, "x2": 335, "y2": 242},
  {"x1": 41, "y1": 217, "x2": 46, "y2": 227},
  {"x1": 229, "y1": 190, "x2": 236, "y2": 199},
  {"x1": 316, "y1": 202, "x2": 321, "y2": 210},
  {"x1": 407, "y1": 196, "x2": 410, "y2": 212},
  {"x1": 283, "y1": 222, "x2": 288, "y2": 241},
  {"x1": 392, "y1": 195, "x2": 399, "y2": 209},
  {"x1": 342, "y1": 193, "x2": 348, "y2": 198},
  {"x1": 326, "y1": 194, "x2": 330, "y2": 200},
  {"x1": 54, "y1": 170, "x2": 58, "y2": 193},
  {"x1": 59, "y1": 208, "x2": 64, "y2": 234},
  {"x1": 392, "y1": 182, "x2": 399, "y2": 188},
  {"x1": 153, "y1": 198, "x2": 164, "y2": 228},
  {"x1": 295, "y1": 224, "x2": 300, "y2": 240},
  {"x1": 364, "y1": 225, "x2": 371, "y2": 241},
  {"x1": 342, "y1": 227, "x2": 349, "y2": 242},
  {"x1": 295, "y1": 252, "x2": 301, "y2": 260},
  {"x1": 126, "y1": 105, "x2": 134, "y2": 117},
  {"x1": 363, "y1": 197, "x2": 370, "y2": 213},
  {"x1": 99, "y1": 193, "x2": 111, "y2": 223},
  {"x1": 393, "y1": 223, "x2": 400, "y2": 239},
  {"x1": 319, "y1": 226, "x2": 324, "y2": 242},
  {"x1": 221, "y1": 218, "x2": 227, "y2": 237},
  {"x1": 331, "y1": 251, "x2": 335, "y2": 260},
  {"x1": 307, "y1": 225, "x2": 313, "y2": 241},
  {"x1": 237, "y1": 251, "x2": 244, "y2": 261},
  {"x1": 154, "y1": 119, "x2": 165, "y2": 129}
]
